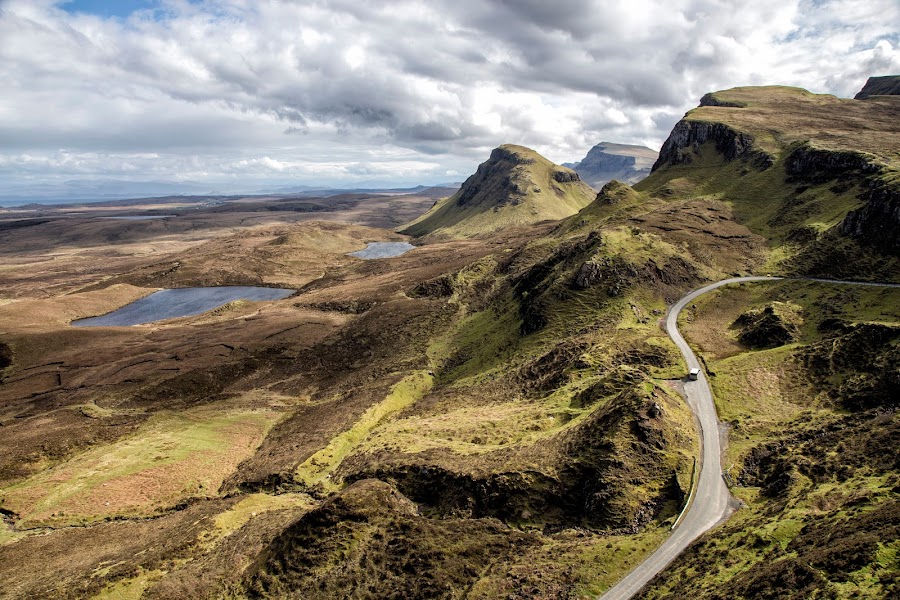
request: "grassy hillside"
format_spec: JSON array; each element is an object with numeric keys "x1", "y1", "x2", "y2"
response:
[
  {"x1": 1, "y1": 84, "x2": 898, "y2": 599},
  {"x1": 637, "y1": 279, "x2": 900, "y2": 599},
  {"x1": 402, "y1": 144, "x2": 596, "y2": 238},
  {"x1": 637, "y1": 86, "x2": 900, "y2": 279}
]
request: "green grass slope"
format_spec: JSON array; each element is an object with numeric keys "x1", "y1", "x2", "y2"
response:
[
  {"x1": 636, "y1": 85, "x2": 900, "y2": 279},
  {"x1": 401, "y1": 144, "x2": 596, "y2": 238}
]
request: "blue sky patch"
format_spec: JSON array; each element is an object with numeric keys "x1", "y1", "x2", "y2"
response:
[
  {"x1": 60, "y1": 0, "x2": 158, "y2": 18},
  {"x1": 59, "y1": 0, "x2": 161, "y2": 19}
]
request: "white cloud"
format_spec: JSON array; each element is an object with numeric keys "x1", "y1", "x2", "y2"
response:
[{"x1": 0, "y1": 0, "x2": 897, "y2": 194}]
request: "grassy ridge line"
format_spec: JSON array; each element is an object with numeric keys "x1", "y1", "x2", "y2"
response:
[
  {"x1": 293, "y1": 371, "x2": 434, "y2": 491},
  {"x1": 685, "y1": 86, "x2": 900, "y2": 165}
]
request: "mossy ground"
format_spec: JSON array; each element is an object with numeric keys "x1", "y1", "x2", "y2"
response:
[
  {"x1": 294, "y1": 371, "x2": 434, "y2": 491},
  {"x1": 3, "y1": 87, "x2": 898, "y2": 597}
]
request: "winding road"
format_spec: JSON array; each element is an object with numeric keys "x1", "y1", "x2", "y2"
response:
[
  {"x1": 599, "y1": 276, "x2": 780, "y2": 600},
  {"x1": 599, "y1": 275, "x2": 900, "y2": 600}
]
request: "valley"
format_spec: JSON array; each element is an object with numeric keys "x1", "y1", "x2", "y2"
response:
[{"x1": 0, "y1": 79, "x2": 898, "y2": 600}]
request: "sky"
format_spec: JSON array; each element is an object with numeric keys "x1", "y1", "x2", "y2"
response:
[{"x1": 0, "y1": 0, "x2": 898, "y2": 199}]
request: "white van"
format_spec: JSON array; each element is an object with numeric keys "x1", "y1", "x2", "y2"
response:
[{"x1": 688, "y1": 368, "x2": 701, "y2": 381}]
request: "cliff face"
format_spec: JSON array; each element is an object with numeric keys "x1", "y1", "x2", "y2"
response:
[
  {"x1": 784, "y1": 144, "x2": 900, "y2": 255},
  {"x1": 453, "y1": 145, "x2": 537, "y2": 208},
  {"x1": 652, "y1": 120, "x2": 774, "y2": 172},
  {"x1": 839, "y1": 184, "x2": 900, "y2": 255},
  {"x1": 639, "y1": 84, "x2": 900, "y2": 268},
  {"x1": 401, "y1": 144, "x2": 596, "y2": 237},
  {"x1": 569, "y1": 142, "x2": 657, "y2": 189},
  {"x1": 854, "y1": 75, "x2": 900, "y2": 99}
]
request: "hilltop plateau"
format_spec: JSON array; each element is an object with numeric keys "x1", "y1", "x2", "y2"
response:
[
  {"x1": 567, "y1": 142, "x2": 658, "y2": 189},
  {"x1": 0, "y1": 79, "x2": 898, "y2": 600},
  {"x1": 639, "y1": 84, "x2": 900, "y2": 278}
]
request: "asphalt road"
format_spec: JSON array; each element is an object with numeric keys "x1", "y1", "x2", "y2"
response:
[
  {"x1": 599, "y1": 274, "x2": 900, "y2": 600},
  {"x1": 599, "y1": 276, "x2": 781, "y2": 600}
]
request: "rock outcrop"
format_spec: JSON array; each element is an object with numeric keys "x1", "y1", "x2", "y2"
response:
[
  {"x1": 839, "y1": 183, "x2": 900, "y2": 255},
  {"x1": 734, "y1": 302, "x2": 804, "y2": 349},
  {"x1": 652, "y1": 120, "x2": 774, "y2": 172}
]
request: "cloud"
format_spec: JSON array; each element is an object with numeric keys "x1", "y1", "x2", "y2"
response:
[{"x1": 0, "y1": 0, "x2": 897, "y2": 192}]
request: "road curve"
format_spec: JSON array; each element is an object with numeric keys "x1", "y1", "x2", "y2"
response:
[
  {"x1": 599, "y1": 276, "x2": 782, "y2": 600},
  {"x1": 599, "y1": 275, "x2": 900, "y2": 600}
]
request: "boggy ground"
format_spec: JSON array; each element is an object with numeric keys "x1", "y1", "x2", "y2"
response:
[{"x1": 0, "y1": 182, "x2": 773, "y2": 598}]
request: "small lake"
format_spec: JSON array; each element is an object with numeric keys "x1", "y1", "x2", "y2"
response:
[
  {"x1": 349, "y1": 242, "x2": 416, "y2": 259},
  {"x1": 72, "y1": 286, "x2": 295, "y2": 327}
]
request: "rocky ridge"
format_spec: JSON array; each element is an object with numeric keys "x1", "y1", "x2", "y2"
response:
[
  {"x1": 642, "y1": 84, "x2": 900, "y2": 265},
  {"x1": 854, "y1": 75, "x2": 900, "y2": 99}
]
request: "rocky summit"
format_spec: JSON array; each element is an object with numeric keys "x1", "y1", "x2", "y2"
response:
[{"x1": 401, "y1": 144, "x2": 596, "y2": 238}]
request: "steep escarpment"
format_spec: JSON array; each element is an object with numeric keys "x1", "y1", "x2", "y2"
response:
[
  {"x1": 568, "y1": 142, "x2": 658, "y2": 188},
  {"x1": 838, "y1": 181, "x2": 900, "y2": 255},
  {"x1": 401, "y1": 144, "x2": 595, "y2": 238},
  {"x1": 855, "y1": 75, "x2": 900, "y2": 99},
  {"x1": 639, "y1": 84, "x2": 900, "y2": 276},
  {"x1": 652, "y1": 119, "x2": 774, "y2": 171}
]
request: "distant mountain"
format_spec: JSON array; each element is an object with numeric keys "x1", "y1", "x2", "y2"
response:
[
  {"x1": 0, "y1": 179, "x2": 217, "y2": 205},
  {"x1": 0, "y1": 181, "x2": 462, "y2": 208},
  {"x1": 854, "y1": 75, "x2": 900, "y2": 99},
  {"x1": 401, "y1": 144, "x2": 596, "y2": 237},
  {"x1": 566, "y1": 142, "x2": 658, "y2": 189},
  {"x1": 283, "y1": 184, "x2": 461, "y2": 199}
]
